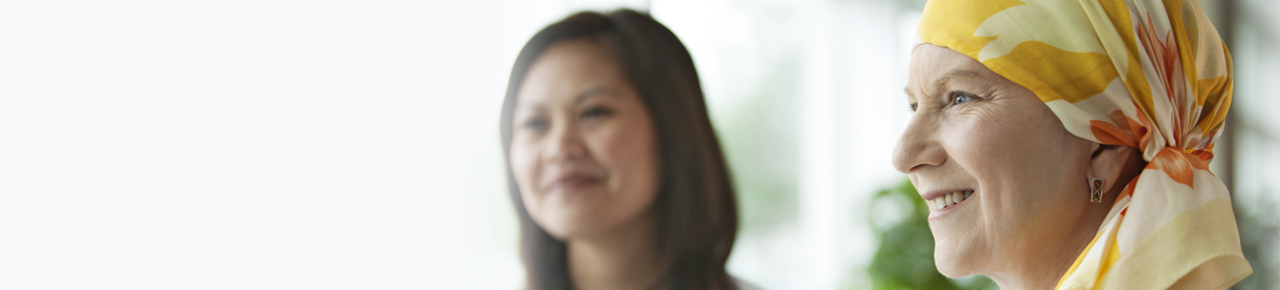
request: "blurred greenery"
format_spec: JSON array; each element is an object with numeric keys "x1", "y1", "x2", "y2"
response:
[
  {"x1": 867, "y1": 179, "x2": 997, "y2": 290},
  {"x1": 1232, "y1": 196, "x2": 1278, "y2": 290}
]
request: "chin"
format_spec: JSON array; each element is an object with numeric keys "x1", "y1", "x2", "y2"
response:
[
  {"x1": 933, "y1": 250, "x2": 968, "y2": 278},
  {"x1": 534, "y1": 206, "x2": 614, "y2": 240},
  {"x1": 537, "y1": 216, "x2": 590, "y2": 240},
  {"x1": 932, "y1": 237, "x2": 981, "y2": 278}
]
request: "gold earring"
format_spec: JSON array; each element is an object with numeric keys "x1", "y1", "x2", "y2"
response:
[{"x1": 1090, "y1": 178, "x2": 1104, "y2": 203}]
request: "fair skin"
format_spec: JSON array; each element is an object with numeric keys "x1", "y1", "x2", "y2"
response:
[
  {"x1": 894, "y1": 44, "x2": 1143, "y2": 290},
  {"x1": 510, "y1": 39, "x2": 663, "y2": 290}
]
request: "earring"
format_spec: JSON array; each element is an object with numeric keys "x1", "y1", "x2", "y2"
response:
[{"x1": 1090, "y1": 178, "x2": 1104, "y2": 203}]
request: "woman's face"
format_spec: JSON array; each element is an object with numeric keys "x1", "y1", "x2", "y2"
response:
[
  {"x1": 510, "y1": 39, "x2": 660, "y2": 240},
  {"x1": 894, "y1": 44, "x2": 1097, "y2": 277}
]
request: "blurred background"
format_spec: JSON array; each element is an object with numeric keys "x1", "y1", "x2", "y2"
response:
[{"x1": 0, "y1": 0, "x2": 1274, "y2": 289}]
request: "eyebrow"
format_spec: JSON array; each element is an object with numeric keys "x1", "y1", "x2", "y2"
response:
[
  {"x1": 905, "y1": 69, "x2": 982, "y2": 99},
  {"x1": 933, "y1": 70, "x2": 980, "y2": 89},
  {"x1": 574, "y1": 86, "x2": 617, "y2": 105},
  {"x1": 516, "y1": 86, "x2": 618, "y2": 110}
]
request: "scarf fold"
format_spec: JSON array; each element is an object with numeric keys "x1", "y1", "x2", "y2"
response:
[{"x1": 917, "y1": 0, "x2": 1251, "y2": 289}]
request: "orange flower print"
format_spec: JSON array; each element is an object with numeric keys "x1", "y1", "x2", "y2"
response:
[{"x1": 1136, "y1": 13, "x2": 1189, "y2": 148}]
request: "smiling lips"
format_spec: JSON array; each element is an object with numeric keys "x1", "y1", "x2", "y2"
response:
[
  {"x1": 546, "y1": 173, "x2": 603, "y2": 192},
  {"x1": 927, "y1": 190, "x2": 974, "y2": 211}
]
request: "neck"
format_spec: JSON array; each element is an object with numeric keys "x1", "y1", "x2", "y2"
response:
[
  {"x1": 988, "y1": 151, "x2": 1147, "y2": 290},
  {"x1": 989, "y1": 180, "x2": 1130, "y2": 290},
  {"x1": 988, "y1": 214, "x2": 1103, "y2": 290},
  {"x1": 567, "y1": 212, "x2": 661, "y2": 290}
]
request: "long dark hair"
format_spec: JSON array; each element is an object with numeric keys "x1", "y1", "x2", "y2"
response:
[{"x1": 499, "y1": 9, "x2": 739, "y2": 290}]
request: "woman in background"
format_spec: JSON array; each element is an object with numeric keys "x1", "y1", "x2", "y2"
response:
[
  {"x1": 499, "y1": 9, "x2": 748, "y2": 290},
  {"x1": 894, "y1": 0, "x2": 1251, "y2": 289}
]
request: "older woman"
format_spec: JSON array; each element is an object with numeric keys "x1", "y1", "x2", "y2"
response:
[{"x1": 893, "y1": 0, "x2": 1252, "y2": 289}]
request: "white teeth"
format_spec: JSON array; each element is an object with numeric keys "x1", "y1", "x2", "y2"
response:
[{"x1": 931, "y1": 190, "x2": 974, "y2": 211}]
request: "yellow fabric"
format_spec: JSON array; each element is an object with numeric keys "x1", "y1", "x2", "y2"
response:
[{"x1": 917, "y1": 0, "x2": 1251, "y2": 289}]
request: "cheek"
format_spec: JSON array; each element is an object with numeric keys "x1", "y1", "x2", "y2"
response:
[
  {"x1": 591, "y1": 121, "x2": 659, "y2": 195},
  {"x1": 508, "y1": 142, "x2": 543, "y2": 210},
  {"x1": 584, "y1": 109, "x2": 660, "y2": 214},
  {"x1": 941, "y1": 119, "x2": 1010, "y2": 180},
  {"x1": 941, "y1": 114, "x2": 1042, "y2": 216},
  {"x1": 946, "y1": 107, "x2": 1090, "y2": 220}
]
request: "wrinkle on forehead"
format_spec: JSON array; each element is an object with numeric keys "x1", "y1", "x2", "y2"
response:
[{"x1": 908, "y1": 45, "x2": 1000, "y2": 100}]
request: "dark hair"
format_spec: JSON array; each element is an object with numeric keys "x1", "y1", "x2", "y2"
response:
[{"x1": 499, "y1": 9, "x2": 739, "y2": 290}]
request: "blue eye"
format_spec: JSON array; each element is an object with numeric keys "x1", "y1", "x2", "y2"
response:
[{"x1": 950, "y1": 92, "x2": 977, "y2": 105}]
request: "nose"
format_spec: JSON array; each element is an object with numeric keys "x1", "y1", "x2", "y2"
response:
[
  {"x1": 543, "y1": 118, "x2": 587, "y2": 163},
  {"x1": 892, "y1": 114, "x2": 946, "y2": 173}
]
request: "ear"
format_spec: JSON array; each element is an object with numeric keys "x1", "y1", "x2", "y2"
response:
[{"x1": 1086, "y1": 144, "x2": 1140, "y2": 194}]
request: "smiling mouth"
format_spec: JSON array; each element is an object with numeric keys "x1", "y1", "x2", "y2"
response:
[
  {"x1": 928, "y1": 190, "x2": 974, "y2": 211},
  {"x1": 547, "y1": 175, "x2": 603, "y2": 192}
]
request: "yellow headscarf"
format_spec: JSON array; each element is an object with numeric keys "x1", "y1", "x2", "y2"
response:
[{"x1": 917, "y1": 0, "x2": 1251, "y2": 289}]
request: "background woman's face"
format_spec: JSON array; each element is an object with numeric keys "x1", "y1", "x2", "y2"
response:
[
  {"x1": 894, "y1": 44, "x2": 1096, "y2": 277},
  {"x1": 510, "y1": 39, "x2": 660, "y2": 240}
]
